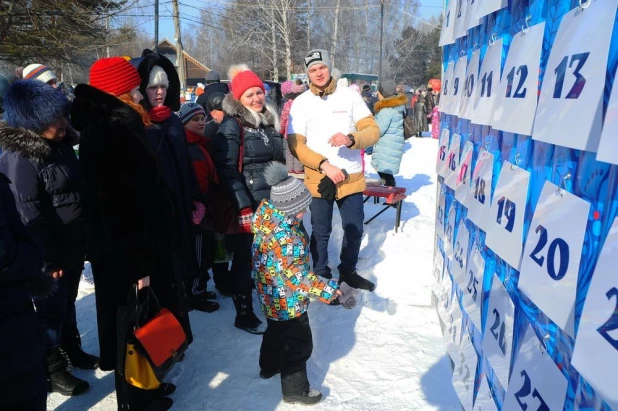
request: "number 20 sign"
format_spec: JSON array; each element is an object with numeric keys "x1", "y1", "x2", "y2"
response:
[
  {"x1": 572, "y1": 217, "x2": 618, "y2": 410},
  {"x1": 518, "y1": 181, "x2": 590, "y2": 338}
]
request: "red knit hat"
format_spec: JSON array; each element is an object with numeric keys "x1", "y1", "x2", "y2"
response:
[
  {"x1": 89, "y1": 57, "x2": 142, "y2": 97},
  {"x1": 230, "y1": 66, "x2": 264, "y2": 100}
]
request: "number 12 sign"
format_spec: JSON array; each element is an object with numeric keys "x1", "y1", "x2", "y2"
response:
[
  {"x1": 572, "y1": 217, "x2": 618, "y2": 410},
  {"x1": 518, "y1": 181, "x2": 590, "y2": 338},
  {"x1": 492, "y1": 21, "x2": 546, "y2": 136},
  {"x1": 503, "y1": 325, "x2": 568, "y2": 411},
  {"x1": 533, "y1": 0, "x2": 617, "y2": 152}
]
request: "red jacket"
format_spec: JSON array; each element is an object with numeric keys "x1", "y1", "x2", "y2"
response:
[{"x1": 185, "y1": 129, "x2": 217, "y2": 198}]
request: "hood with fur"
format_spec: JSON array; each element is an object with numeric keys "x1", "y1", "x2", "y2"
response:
[
  {"x1": 131, "y1": 50, "x2": 181, "y2": 111},
  {"x1": 0, "y1": 122, "x2": 78, "y2": 163},
  {"x1": 222, "y1": 93, "x2": 280, "y2": 131},
  {"x1": 373, "y1": 94, "x2": 407, "y2": 114}
]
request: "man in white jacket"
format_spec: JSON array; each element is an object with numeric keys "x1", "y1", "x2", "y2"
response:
[{"x1": 287, "y1": 49, "x2": 380, "y2": 293}]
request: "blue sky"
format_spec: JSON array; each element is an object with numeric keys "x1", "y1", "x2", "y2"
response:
[{"x1": 144, "y1": 0, "x2": 443, "y2": 40}]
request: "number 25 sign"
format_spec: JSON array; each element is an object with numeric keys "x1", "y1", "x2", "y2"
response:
[{"x1": 572, "y1": 217, "x2": 618, "y2": 410}]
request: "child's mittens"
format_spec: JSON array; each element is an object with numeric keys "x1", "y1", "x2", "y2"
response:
[
  {"x1": 193, "y1": 201, "x2": 206, "y2": 225},
  {"x1": 339, "y1": 281, "x2": 359, "y2": 309}
]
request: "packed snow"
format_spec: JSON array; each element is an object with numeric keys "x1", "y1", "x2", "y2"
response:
[{"x1": 48, "y1": 136, "x2": 461, "y2": 410}]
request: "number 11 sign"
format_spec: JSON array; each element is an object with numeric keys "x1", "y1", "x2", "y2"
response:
[
  {"x1": 532, "y1": 0, "x2": 617, "y2": 152},
  {"x1": 572, "y1": 217, "x2": 618, "y2": 410}
]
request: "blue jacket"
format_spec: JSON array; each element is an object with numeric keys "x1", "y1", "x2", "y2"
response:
[
  {"x1": 371, "y1": 94, "x2": 407, "y2": 175},
  {"x1": 0, "y1": 172, "x2": 46, "y2": 379},
  {"x1": 251, "y1": 200, "x2": 338, "y2": 321},
  {"x1": 0, "y1": 123, "x2": 85, "y2": 270}
]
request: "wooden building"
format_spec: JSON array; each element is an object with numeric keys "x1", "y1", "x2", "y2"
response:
[{"x1": 157, "y1": 39, "x2": 211, "y2": 87}]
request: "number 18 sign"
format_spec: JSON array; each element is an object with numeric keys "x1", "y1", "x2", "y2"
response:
[
  {"x1": 572, "y1": 217, "x2": 618, "y2": 410},
  {"x1": 518, "y1": 181, "x2": 590, "y2": 338}
]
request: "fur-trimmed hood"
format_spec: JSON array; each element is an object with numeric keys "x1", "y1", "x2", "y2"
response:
[
  {"x1": 131, "y1": 50, "x2": 181, "y2": 111},
  {"x1": 222, "y1": 93, "x2": 280, "y2": 131},
  {"x1": 373, "y1": 94, "x2": 407, "y2": 114},
  {"x1": 0, "y1": 122, "x2": 78, "y2": 163}
]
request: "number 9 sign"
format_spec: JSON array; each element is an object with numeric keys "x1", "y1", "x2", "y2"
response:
[
  {"x1": 572, "y1": 217, "x2": 618, "y2": 410},
  {"x1": 518, "y1": 181, "x2": 590, "y2": 338}
]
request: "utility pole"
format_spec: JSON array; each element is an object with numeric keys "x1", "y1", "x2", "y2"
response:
[
  {"x1": 105, "y1": 16, "x2": 110, "y2": 58},
  {"x1": 379, "y1": 0, "x2": 384, "y2": 84},
  {"x1": 172, "y1": 0, "x2": 186, "y2": 92},
  {"x1": 154, "y1": 0, "x2": 159, "y2": 52}
]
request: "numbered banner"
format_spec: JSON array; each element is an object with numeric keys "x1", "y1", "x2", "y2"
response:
[
  {"x1": 485, "y1": 161, "x2": 531, "y2": 271},
  {"x1": 444, "y1": 133, "x2": 462, "y2": 189},
  {"x1": 439, "y1": 0, "x2": 457, "y2": 46},
  {"x1": 459, "y1": 50, "x2": 481, "y2": 120},
  {"x1": 449, "y1": 56, "x2": 468, "y2": 118},
  {"x1": 492, "y1": 22, "x2": 545, "y2": 135},
  {"x1": 466, "y1": 150, "x2": 494, "y2": 232},
  {"x1": 474, "y1": 0, "x2": 507, "y2": 21},
  {"x1": 482, "y1": 274, "x2": 515, "y2": 389},
  {"x1": 452, "y1": 219, "x2": 470, "y2": 288},
  {"x1": 438, "y1": 271, "x2": 454, "y2": 324},
  {"x1": 445, "y1": 296, "x2": 464, "y2": 361},
  {"x1": 503, "y1": 325, "x2": 568, "y2": 411},
  {"x1": 433, "y1": 248, "x2": 445, "y2": 295},
  {"x1": 533, "y1": 0, "x2": 617, "y2": 151},
  {"x1": 518, "y1": 181, "x2": 590, "y2": 337},
  {"x1": 464, "y1": 0, "x2": 481, "y2": 31},
  {"x1": 473, "y1": 374, "x2": 498, "y2": 411},
  {"x1": 572, "y1": 217, "x2": 618, "y2": 410},
  {"x1": 462, "y1": 245, "x2": 484, "y2": 332},
  {"x1": 597, "y1": 64, "x2": 618, "y2": 165},
  {"x1": 436, "y1": 185, "x2": 447, "y2": 239},
  {"x1": 453, "y1": 0, "x2": 469, "y2": 40},
  {"x1": 472, "y1": 37, "x2": 503, "y2": 126},
  {"x1": 436, "y1": 128, "x2": 451, "y2": 177},
  {"x1": 445, "y1": 203, "x2": 457, "y2": 261},
  {"x1": 453, "y1": 331, "x2": 478, "y2": 411},
  {"x1": 455, "y1": 141, "x2": 474, "y2": 205},
  {"x1": 442, "y1": 61, "x2": 456, "y2": 115}
]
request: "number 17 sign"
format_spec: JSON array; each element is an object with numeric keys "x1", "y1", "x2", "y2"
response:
[{"x1": 532, "y1": 0, "x2": 618, "y2": 152}]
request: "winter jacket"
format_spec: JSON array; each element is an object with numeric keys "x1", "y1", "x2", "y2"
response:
[
  {"x1": 197, "y1": 83, "x2": 230, "y2": 138},
  {"x1": 210, "y1": 94, "x2": 285, "y2": 212},
  {"x1": 279, "y1": 98, "x2": 294, "y2": 138},
  {"x1": 0, "y1": 172, "x2": 46, "y2": 380},
  {"x1": 414, "y1": 98, "x2": 428, "y2": 132},
  {"x1": 71, "y1": 84, "x2": 192, "y2": 371},
  {"x1": 0, "y1": 124, "x2": 85, "y2": 270},
  {"x1": 185, "y1": 129, "x2": 217, "y2": 200},
  {"x1": 371, "y1": 94, "x2": 406, "y2": 175},
  {"x1": 287, "y1": 78, "x2": 380, "y2": 199},
  {"x1": 252, "y1": 200, "x2": 339, "y2": 321}
]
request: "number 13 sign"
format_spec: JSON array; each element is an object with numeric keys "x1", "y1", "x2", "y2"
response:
[
  {"x1": 532, "y1": 0, "x2": 617, "y2": 152},
  {"x1": 572, "y1": 217, "x2": 618, "y2": 410},
  {"x1": 518, "y1": 181, "x2": 590, "y2": 338}
]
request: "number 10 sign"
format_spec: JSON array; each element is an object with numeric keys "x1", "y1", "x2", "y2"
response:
[{"x1": 518, "y1": 181, "x2": 590, "y2": 338}]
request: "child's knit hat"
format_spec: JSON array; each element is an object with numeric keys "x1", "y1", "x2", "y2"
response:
[
  {"x1": 264, "y1": 162, "x2": 312, "y2": 217},
  {"x1": 177, "y1": 102, "x2": 205, "y2": 124}
]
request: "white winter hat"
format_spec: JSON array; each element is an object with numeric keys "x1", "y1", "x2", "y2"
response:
[
  {"x1": 148, "y1": 65, "x2": 169, "y2": 88},
  {"x1": 23, "y1": 64, "x2": 58, "y2": 85}
]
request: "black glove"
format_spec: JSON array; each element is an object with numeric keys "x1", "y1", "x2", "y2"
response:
[{"x1": 317, "y1": 176, "x2": 336, "y2": 200}]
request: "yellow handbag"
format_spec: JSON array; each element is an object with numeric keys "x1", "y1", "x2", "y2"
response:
[{"x1": 124, "y1": 343, "x2": 161, "y2": 390}]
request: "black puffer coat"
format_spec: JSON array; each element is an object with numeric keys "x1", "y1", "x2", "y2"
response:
[
  {"x1": 0, "y1": 172, "x2": 46, "y2": 380},
  {"x1": 210, "y1": 94, "x2": 284, "y2": 212},
  {"x1": 71, "y1": 84, "x2": 192, "y2": 371},
  {"x1": 0, "y1": 123, "x2": 85, "y2": 270}
]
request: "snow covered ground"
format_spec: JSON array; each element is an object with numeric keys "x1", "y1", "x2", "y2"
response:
[{"x1": 49, "y1": 136, "x2": 461, "y2": 411}]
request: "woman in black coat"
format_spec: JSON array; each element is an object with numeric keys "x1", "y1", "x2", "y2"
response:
[
  {"x1": 71, "y1": 56, "x2": 191, "y2": 411},
  {"x1": 0, "y1": 172, "x2": 47, "y2": 411},
  {"x1": 210, "y1": 65, "x2": 284, "y2": 334},
  {"x1": 0, "y1": 79, "x2": 97, "y2": 396}
]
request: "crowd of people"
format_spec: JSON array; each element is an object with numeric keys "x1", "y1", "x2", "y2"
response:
[{"x1": 0, "y1": 49, "x2": 438, "y2": 410}]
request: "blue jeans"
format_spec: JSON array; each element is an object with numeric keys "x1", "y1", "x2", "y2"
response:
[
  {"x1": 31, "y1": 264, "x2": 82, "y2": 350},
  {"x1": 309, "y1": 192, "x2": 364, "y2": 278}
]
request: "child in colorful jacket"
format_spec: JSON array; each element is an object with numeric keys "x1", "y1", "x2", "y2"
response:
[{"x1": 252, "y1": 162, "x2": 341, "y2": 406}]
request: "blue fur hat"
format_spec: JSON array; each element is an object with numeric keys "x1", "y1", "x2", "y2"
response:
[{"x1": 3, "y1": 80, "x2": 70, "y2": 133}]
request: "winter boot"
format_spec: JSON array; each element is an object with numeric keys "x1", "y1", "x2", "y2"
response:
[
  {"x1": 142, "y1": 397, "x2": 173, "y2": 411},
  {"x1": 153, "y1": 383, "x2": 176, "y2": 397},
  {"x1": 186, "y1": 292, "x2": 221, "y2": 313},
  {"x1": 283, "y1": 388, "x2": 323, "y2": 405},
  {"x1": 60, "y1": 345, "x2": 100, "y2": 370},
  {"x1": 339, "y1": 270, "x2": 375, "y2": 292},
  {"x1": 46, "y1": 347, "x2": 89, "y2": 396},
  {"x1": 232, "y1": 294, "x2": 266, "y2": 334}
]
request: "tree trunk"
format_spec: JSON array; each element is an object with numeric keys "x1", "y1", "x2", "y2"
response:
[
  {"x1": 281, "y1": 9, "x2": 292, "y2": 80},
  {"x1": 306, "y1": 0, "x2": 311, "y2": 52},
  {"x1": 271, "y1": 7, "x2": 279, "y2": 81},
  {"x1": 330, "y1": 0, "x2": 340, "y2": 67}
]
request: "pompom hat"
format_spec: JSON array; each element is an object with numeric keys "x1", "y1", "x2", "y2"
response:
[
  {"x1": 281, "y1": 80, "x2": 293, "y2": 96},
  {"x1": 264, "y1": 162, "x2": 312, "y2": 217},
  {"x1": 23, "y1": 64, "x2": 58, "y2": 84},
  {"x1": 228, "y1": 64, "x2": 265, "y2": 100},
  {"x1": 89, "y1": 57, "x2": 142, "y2": 97}
]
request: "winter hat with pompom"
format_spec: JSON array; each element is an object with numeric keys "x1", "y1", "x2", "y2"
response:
[
  {"x1": 281, "y1": 80, "x2": 293, "y2": 96},
  {"x1": 2, "y1": 80, "x2": 70, "y2": 133},
  {"x1": 89, "y1": 57, "x2": 142, "y2": 97},
  {"x1": 228, "y1": 64, "x2": 264, "y2": 100},
  {"x1": 264, "y1": 162, "x2": 312, "y2": 217},
  {"x1": 291, "y1": 80, "x2": 307, "y2": 94}
]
